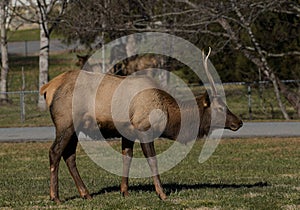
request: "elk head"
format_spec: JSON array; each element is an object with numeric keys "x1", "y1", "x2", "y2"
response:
[
  {"x1": 199, "y1": 47, "x2": 243, "y2": 136},
  {"x1": 76, "y1": 54, "x2": 89, "y2": 69}
]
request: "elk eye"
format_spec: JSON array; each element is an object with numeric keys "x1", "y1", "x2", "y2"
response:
[{"x1": 218, "y1": 107, "x2": 226, "y2": 112}]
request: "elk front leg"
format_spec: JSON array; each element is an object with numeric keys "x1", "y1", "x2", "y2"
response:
[
  {"x1": 121, "y1": 137, "x2": 134, "y2": 197},
  {"x1": 140, "y1": 141, "x2": 167, "y2": 200},
  {"x1": 62, "y1": 133, "x2": 91, "y2": 200}
]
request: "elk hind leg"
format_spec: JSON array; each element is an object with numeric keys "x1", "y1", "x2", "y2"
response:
[
  {"x1": 140, "y1": 141, "x2": 167, "y2": 200},
  {"x1": 49, "y1": 128, "x2": 74, "y2": 203},
  {"x1": 62, "y1": 133, "x2": 91, "y2": 200},
  {"x1": 121, "y1": 137, "x2": 135, "y2": 197},
  {"x1": 49, "y1": 142, "x2": 62, "y2": 203}
]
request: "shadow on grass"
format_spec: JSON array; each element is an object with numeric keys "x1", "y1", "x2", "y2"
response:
[
  {"x1": 65, "y1": 181, "x2": 269, "y2": 201},
  {"x1": 96, "y1": 181, "x2": 269, "y2": 196}
]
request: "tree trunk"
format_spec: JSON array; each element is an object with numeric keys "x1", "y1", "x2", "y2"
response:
[
  {"x1": 36, "y1": 0, "x2": 68, "y2": 110},
  {"x1": 38, "y1": 24, "x2": 49, "y2": 110},
  {"x1": 229, "y1": 1, "x2": 290, "y2": 119},
  {"x1": 277, "y1": 79, "x2": 300, "y2": 118},
  {"x1": 0, "y1": 0, "x2": 9, "y2": 103},
  {"x1": 268, "y1": 72, "x2": 290, "y2": 119},
  {"x1": 218, "y1": 17, "x2": 290, "y2": 120}
]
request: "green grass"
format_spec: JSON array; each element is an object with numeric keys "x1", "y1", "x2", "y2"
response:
[
  {"x1": 224, "y1": 84, "x2": 297, "y2": 121},
  {"x1": 8, "y1": 29, "x2": 40, "y2": 42},
  {"x1": 8, "y1": 29, "x2": 62, "y2": 42},
  {"x1": 1, "y1": 137, "x2": 300, "y2": 209}
]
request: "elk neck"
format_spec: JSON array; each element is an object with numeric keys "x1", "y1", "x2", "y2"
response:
[{"x1": 162, "y1": 94, "x2": 206, "y2": 143}]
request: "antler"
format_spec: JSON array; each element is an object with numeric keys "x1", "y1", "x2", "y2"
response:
[{"x1": 201, "y1": 47, "x2": 217, "y2": 97}]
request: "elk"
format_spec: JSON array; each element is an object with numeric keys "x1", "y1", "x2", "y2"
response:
[
  {"x1": 121, "y1": 54, "x2": 163, "y2": 75},
  {"x1": 75, "y1": 54, "x2": 89, "y2": 69},
  {"x1": 76, "y1": 54, "x2": 109, "y2": 73},
  {"x1": 40, "y1": 49, "x2": 242, "y2": 203},
  {"x1": 76, "y1": 53, "x2": 163, "y2": 75}
]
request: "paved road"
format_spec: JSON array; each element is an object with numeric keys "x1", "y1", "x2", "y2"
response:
[
  {"x1": 0, "y1": 122, "x2": 299, "y2": 142},
  {"x1": 8, "y1": 40, "x2": 76, "y2": 55},
  {"x1": 0, "y1": 126, "x2": 55, "y2": 142},
  {"x1": 220, "y1": 121, "x2": 300, "y2": 138}
]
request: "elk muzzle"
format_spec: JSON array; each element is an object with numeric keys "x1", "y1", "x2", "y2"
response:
[{"x1": 226, "y1": 114, "x2": 243, "y2": 131}]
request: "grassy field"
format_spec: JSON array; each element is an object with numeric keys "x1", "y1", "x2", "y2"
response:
[
  {"x1": 1, "y1": 137, "x2": 300, "y2": 209},
  {"x1": 8, "y1": 29, "x2": 61, "y2": 42},
  {"x1": 8, "y1": 29, "x2": 40, "y2": 42}
]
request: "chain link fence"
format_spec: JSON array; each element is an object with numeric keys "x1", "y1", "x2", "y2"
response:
[
  {"x1": 223, "y1": 81, "x2": 298, "y2": 120},
  {"x1": 0, "y1": 81, "x2": 298, "y2": 127},
  {"x1": 0, "y1": 91, "x2": 51, "y2": 127}
]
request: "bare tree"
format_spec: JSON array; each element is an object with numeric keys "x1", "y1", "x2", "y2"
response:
[
  {"x1": 0, "y1": 0, "x2": 10, "y2": 103},
  {"x1": 59, "y1": 0, "x2": 300, "y2": 118},
  {"x1": 14, "y1": 0, "x2": 68, "y2": 110},
  {"x1": 37, "y1": 0, "x2": 68, "y2": 110},
  {"x1": 216, "y1": 0, "x2": 299, "y2": 119},
  {"x1": 209, "y1": 0, "x2": 292, "y2": 119},
  {"x1": 132, "y1": 0, "x2": 300, "y2": 119}
]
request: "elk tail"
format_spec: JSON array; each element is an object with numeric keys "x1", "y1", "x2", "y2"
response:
[{"x1": 39, "y1": 72, "x2": 68, "y2": 108}]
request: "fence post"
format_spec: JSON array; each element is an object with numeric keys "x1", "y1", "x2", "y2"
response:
[
  {"x1": 20, "y1": 92, "x2": 25, "y2": 123},
  {"x1": 20, "y1": 67, "x2": 26, "y2": 123},
  {"x1": 25, "y1": 40, "x2": 28, "y2": 57},
  {"x1": 247, "y1": 83, "x2": 252, "y2": 120}
]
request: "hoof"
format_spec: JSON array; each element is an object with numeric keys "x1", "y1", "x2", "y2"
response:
[
  {"x1": 83, "y1": 194, "x2": 92, "y2": 200},
  {"x1": 121, "y1": 191, "x2": 130, "y2": 197},
  {"x1": 159, "y1": 193, "x2": 167, "y2": 200},
  {"x1": 51, "y1": 197, "x2": 61, "y2": 204}
]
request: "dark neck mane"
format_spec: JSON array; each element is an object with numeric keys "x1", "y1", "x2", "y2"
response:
[{"x1": 162, "y1": 95, "x2": 206, "y2": 143}]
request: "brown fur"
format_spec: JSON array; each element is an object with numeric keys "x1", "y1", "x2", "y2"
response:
[
  {"x1": 76, "y1": 54, "x2": 89, "y2": 69},
  {"x1": 122, "y1": 55, "x2": 163, "y2": 75},
  {"x1": 42, "y1": 70, "x2": 242, "y2": 203},
  {"x1": 76, "y1": 54, "x2": 162, "y2": 75},
  {"x1": 40, "y1": 71, "x2": 71, "y2": 107}
]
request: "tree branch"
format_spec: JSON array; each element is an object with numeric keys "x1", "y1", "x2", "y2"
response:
[
  {"x1": 48, "y1": 0, "x2": 68, "y2": 35},
  {"x1": 245, "y1": 46, "x2": 300, "y2": 57}
]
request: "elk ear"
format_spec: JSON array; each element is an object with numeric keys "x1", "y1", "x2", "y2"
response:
[
  {"x1": 202, "y1": 91, "x2": 211, "y2": 108},
  {"x1": 77, "y1": 54, "x2": 89, "y2": 59},
  {"x1": 122, "y1": 58, "x2": 129, "y2": 65}
]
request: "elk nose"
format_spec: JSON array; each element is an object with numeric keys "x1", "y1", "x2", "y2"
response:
[
  {"x1": 230, "y1": 120, "x2": 243, "y2": 131},
  {"x1": 238, "y1": 120, "x2": 243, "y2": 128}
]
